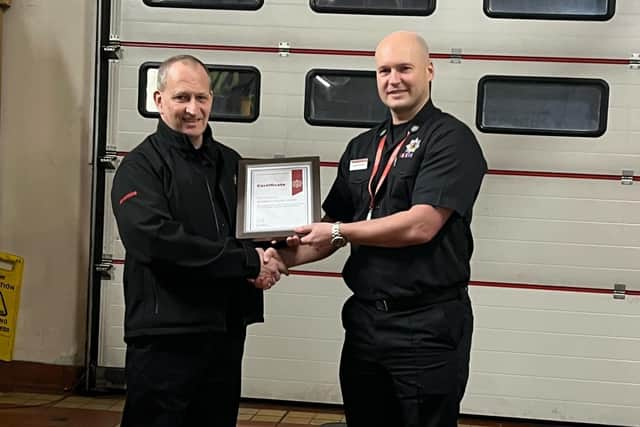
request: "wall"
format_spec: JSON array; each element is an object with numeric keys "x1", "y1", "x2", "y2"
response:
[{"x1": 0, "y1": 0, "x2": 94, "y2": 366}]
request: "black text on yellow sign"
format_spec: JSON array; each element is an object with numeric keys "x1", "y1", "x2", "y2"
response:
[{"x1": 0, "y1": 253, "x2": 24, "y2": 361}]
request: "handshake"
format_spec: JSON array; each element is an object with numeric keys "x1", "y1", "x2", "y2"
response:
[
  {"x1": 251, "y1": 246, "x2": 289, "y2": 290},
  {"x1": 248, "y1": 221, "x2": 341, "y2": 290}
]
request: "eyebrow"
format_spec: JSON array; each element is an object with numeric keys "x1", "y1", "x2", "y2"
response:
[
  {"x1": 377, "y1": 62, "x2": 413, "y2": 70},
  {"x1": 173, "y1": 91, "x2": 210, "y2": 97}
]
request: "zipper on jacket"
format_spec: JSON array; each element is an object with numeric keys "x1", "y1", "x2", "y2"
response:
[
  {"x1": 204, "y1": 177, "x2": 221, "y2": 235},
  {"x1": 218, "y1": 179, "x2": 233, "y2": 229},
  {"x1": 152, "y1": 282, "x2": 159, "y2": 314}
]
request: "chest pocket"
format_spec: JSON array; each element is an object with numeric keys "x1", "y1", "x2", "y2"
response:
[
  {"x1": 386, "y1": 161, "x2": 418, "y2": 212},
  {"x1": 347, "y1": 169, "x2": 370, "y2": 219}
]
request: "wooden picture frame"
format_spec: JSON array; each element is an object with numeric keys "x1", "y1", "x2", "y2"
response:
[{"x1": 236, "y1": 157, "x2": 321, "y2": 241}]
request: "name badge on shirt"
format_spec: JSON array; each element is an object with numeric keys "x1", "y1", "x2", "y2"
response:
[{"x1": 349, "y1": 158, "x2": 368, "y2": 171}]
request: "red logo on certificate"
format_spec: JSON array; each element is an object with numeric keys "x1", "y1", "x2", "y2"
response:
[{"x1": 292, "y1": 169, "x2": 303, "y2": 196}]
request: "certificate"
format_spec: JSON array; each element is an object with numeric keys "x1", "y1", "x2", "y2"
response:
[{"x1": 236, "y1": 157, "x2": 321, "y2": 240}]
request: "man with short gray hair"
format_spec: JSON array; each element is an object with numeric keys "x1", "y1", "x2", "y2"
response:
[{"x1": 111, "y1": 54, "x2": 285, "y2": 427}]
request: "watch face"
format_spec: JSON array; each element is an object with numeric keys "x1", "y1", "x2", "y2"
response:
[{"x1": 331, "y1": 236, "x2": 346, "y2": 248}]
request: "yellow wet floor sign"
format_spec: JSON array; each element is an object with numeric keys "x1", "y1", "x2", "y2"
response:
[{"x1": 0, "y1": 252, "x2": 24, "y2": 361}]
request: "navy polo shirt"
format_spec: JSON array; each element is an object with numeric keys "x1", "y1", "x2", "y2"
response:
[{"x1": 322, "y1": 100, "x2": 487, "y2": 300}]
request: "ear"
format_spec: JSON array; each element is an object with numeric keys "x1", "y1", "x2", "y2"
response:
[
  {"x1": 426, "y1": 61, "x2": 434, "y2": 81},
  {"x1": 153, "y1": 90, "x2": 162, "y2": 110}
]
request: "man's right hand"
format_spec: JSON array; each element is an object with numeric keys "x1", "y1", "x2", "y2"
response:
[
  {"x1": 263, "y1": 248, "x2": 289, "y2": 275},
  {"x1": 251, "y1": 248, "x2": 288, "y2": 290}
]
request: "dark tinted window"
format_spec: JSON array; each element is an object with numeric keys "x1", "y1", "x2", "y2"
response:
[
  {"x1": 311, "y1": 0, "x2": 435, "y2": 16},
  {"x1": 484, "y1": 0, "x2": 615, "y2": 20},
  {"x1": 138, "y1": 62, "x2": 260, "y2": 122},
  {"x1": 477, "y1": 76, "x2": 608, "y2": 137},
  {"x1": 305, "y1": 70, "x2": 387, "y2": 128},
  {"x1": 143, "y1": 0, "x2": 263, "y2": 10}
]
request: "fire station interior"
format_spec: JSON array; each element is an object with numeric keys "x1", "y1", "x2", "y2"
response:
[{"x1": 0, "y1": 1, "x2": 638, "y2": 427}]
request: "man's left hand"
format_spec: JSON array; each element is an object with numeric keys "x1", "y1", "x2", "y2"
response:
[{"x1": 295, "y1": 222, "x2": 333, "y2": 250}]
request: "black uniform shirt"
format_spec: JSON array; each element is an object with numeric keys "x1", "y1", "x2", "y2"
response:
[
  {"x1": 369, "y1": 121, "x2": 413, "y2": 194},
  {"x1": 322, "y1": 100, "x2": 487, "y2": 300}
]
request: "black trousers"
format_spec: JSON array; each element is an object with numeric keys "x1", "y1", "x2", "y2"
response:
[
  {"x1": 339, "y1": 289, "x2": 473, "y2": 427},
  {"x1": 120, "y1": 330, "x2": 246, "y2": 427}
]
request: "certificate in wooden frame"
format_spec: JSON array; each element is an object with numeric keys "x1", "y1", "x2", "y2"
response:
[{"x1": 236, "y1": 157, "x2": 321, "y2": 240}]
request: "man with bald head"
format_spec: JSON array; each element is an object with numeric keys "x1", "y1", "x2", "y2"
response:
[
  {"x1": 111, "y1": 55, "x2": 285, "y2": 427},
  {"x1": 268, "y1": 32, "x2": 487, "y2": 426}
]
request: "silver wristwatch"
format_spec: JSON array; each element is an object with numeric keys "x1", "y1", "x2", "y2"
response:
[{"x1": 330, "y1": 222, "x2": 347, "y2": 248}]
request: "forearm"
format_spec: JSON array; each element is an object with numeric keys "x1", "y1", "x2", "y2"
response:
[
  {"x1": 279, "y1": 244, "x2": 336, "y2": 268},
  {"x1": 341, "y1": 204, "x2": 451, "y2": 248}
]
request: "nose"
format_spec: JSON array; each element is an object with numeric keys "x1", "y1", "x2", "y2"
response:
[
  {"x1": 388, "y1": 69, "x2": 401, "y2": 84},
  {"x1": 185, "y1": 97, "x2": 197, "y2": 115}
]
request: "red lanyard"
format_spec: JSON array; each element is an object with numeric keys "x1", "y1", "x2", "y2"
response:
[{"x1": 367, "y1": 131, "x2": 411, "y2": 218}]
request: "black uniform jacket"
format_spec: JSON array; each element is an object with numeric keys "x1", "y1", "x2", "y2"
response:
[
  {"x1": 323, "y1": 101, "x2": 487, "y2": 300},
  {"x1": 111, "y1": 120, "x2": 263, "y2": 341}
]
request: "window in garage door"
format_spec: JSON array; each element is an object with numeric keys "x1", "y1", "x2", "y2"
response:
[
  {"x1": 310, "y1": 0, "x2": 435, "y2": 16},
  {"x1": 138, "y1": 62, "x2": 261, "y2": 123},
  {"x1": 305, "y1": 69, "x2": 387, "y2": 128},
  {"x1": 476, "y1": 75, "x2": 609, "y2": 137},
  {"x1": 142, "y1": 0, "x2": 263, "y2": 10},
  {"x1": 484, "y1": 0, "x2": 615, "y2": 20}
]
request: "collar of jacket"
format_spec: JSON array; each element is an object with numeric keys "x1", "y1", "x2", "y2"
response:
[
  {"x1": 378, "y1": 98, "x2": 440, "y2": 137},
  {"x1": 155, "y1": 119, "x2": 218, "y2": 159}
]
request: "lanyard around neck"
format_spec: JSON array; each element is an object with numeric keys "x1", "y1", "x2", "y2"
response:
[{"x1": 367, "y1": 131, "x2": 411, "y2": 215}]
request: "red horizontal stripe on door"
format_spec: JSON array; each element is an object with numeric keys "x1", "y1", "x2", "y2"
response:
[
  {"x1": 109, "y1": 260, "x2": 639, "y2": 296},
  {"x1": 120, "y1": 41, "x2": 628, "y2": 65},
  {"x1": 113, "y1": 153, "x2": 637, "y2": 182}
]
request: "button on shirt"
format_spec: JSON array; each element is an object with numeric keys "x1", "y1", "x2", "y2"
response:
[{"x1": 322, "y1": 100, "x2": 487, "y2": 300}]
